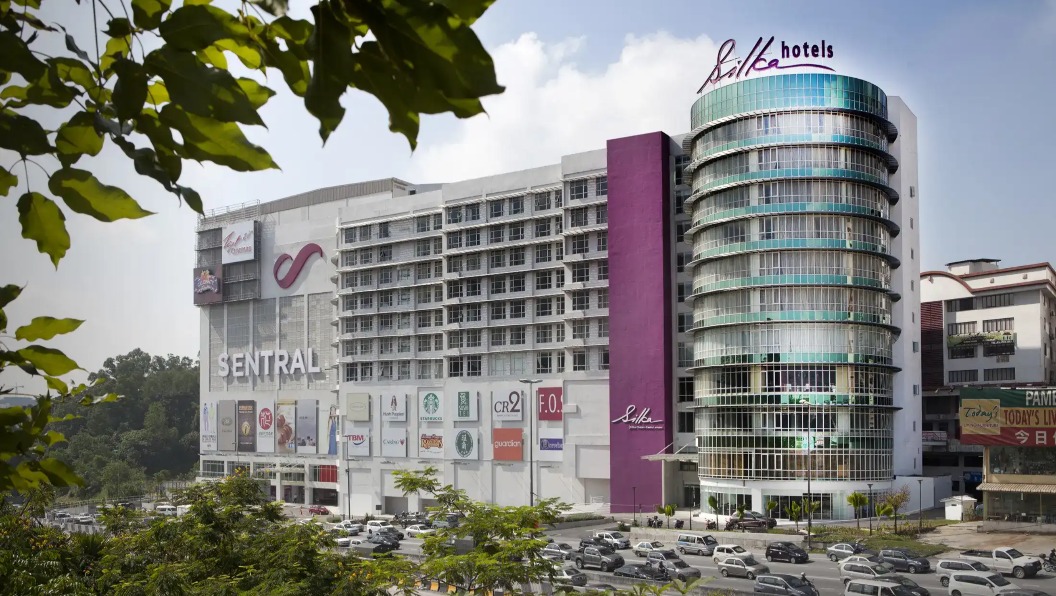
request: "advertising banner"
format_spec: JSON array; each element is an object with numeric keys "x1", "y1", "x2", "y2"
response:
[
  {"x1": 256, "y1": 399, "x2": 275, "y2": 453},
  {"x1": 221, "y1": 220, "x2": 256, "y2": 264},
  {"x1": 960, "y1": 387, "x2": 1056, "y2": 446},
  {"x1": 296, "y1": 399, "x2": 318, "y2": 453},
  {"x1": 345, "y1": 393, "x2": 370, "y2": 422},
  {"x1": 538, "y1": 427, "x2": 564, "y2": 462},
  {"x1": 381, "y1": 394, "x2": 406, "y2": 422},
  {"x1": 454, "y1": 390, "x2": 479, "y2": 422},
  {"x1": 200, "y1": 399, "x2": 217, "y2": 451},
  {"x1": 276, "y1": 401, "x2": 296, "y2": 454},
  {"x1": 492, "y1": 428, "x2": 523, "y2": 461},
  {"x1": 237, "y1": 400, "x2": 257, "y2": 452},
  {"x1": 193, "y1": 266, "x2": 222, "y2": 305},
  {"x1": 217, "y1": 400, "x2": 236, "y2": 451},
  {"x1": 381, "y1": 428, "x2": 407, "y2": 458},
  {"x1": 451, "y1": 430, "x2": 478, "y2": 460},
  {"x1": 419, "y1": 431, "x2": 444, "y2": 458},
  {"x1": 323, "y1": 404, "x2": 341, "y2": 456},
  {"x1": 418, "y1": 390, "x2": 443, "y2": 422},
  {"x1": 537, "y1": 387, "x2": 563, "y2": 421},
  {"x1": 947, "y1": 331, "x2": 1016, "y2": 348},
  {"x1": 345, "y1": 427, "x2": 370, "y2": 458},
  {"x1": 492, "y1": 390, "x2": 524, "y2": 421}
]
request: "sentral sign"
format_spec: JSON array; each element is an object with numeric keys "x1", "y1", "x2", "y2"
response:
[
  {"x1": 217, "y1": 349, "x2": 322, "y2": 377},
  {"x1": 697, "y1": 36, "x2": 836, "y2": 93}
]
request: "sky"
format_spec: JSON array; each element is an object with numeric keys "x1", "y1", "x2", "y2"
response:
[{"x1": 3, "y1": 0, "x2": 1056, "y2": 388}]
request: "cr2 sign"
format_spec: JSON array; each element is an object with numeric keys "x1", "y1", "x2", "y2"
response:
[{"x1": 493, "y1": 391, "x2": 523, "y2": 421}]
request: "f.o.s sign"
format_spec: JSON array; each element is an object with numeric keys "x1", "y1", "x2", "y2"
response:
[{"x1": 493, "y1": 391, "x2": 523, "y2": 421}]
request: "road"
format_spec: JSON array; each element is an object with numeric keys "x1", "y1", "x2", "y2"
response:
[{"x1": 382, "y1": 531, "x2": 1056, "y2": 595}]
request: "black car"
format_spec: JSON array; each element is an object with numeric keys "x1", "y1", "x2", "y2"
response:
[
  {"x1": 727, "y1": 516, "x2": 769, "y2": 531},
  {"x1": 878, "y1": 548, "x2": 930, "y2": 574},
  {"x1": 375, "y1": 526, "x2": 405, "y2": 541},
  {"x1": 578, "y1": 537, "x2": 607, "y2": 551},
  {"x1": 766, "y1": 542, "x2": 809, "y2": 563},
  {"x1": 366, "y1": 534, "x2": 399, "y2": 552},
  {"x1": 612, "y1": 564, "x2": 667, "y2": 582}
]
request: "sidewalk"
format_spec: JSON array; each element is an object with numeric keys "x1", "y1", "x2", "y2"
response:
[{"x1": 919, "y1": 522, "x2": 1055, "y2": 556}]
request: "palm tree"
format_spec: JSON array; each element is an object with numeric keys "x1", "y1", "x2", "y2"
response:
[
  {"x1": 707, "y1": 495, "x2": 720, "y2": 530},
  {"x1": 784, "y1": 501, "x2": 803, "y2": 533},
  {"x1": 765, "y1": 499, "x2": 778, "y2": 520},
  {"x1": 847, "y1": 492, "x2": 869, "y2": 530}
]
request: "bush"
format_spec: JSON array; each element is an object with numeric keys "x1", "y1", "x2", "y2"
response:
[
  {"x1": 327, "y1": 515, "x2": 342, "y2": 523},
  {"x1": 616, "y1": 521, "x2": 630, "y2": 532},
  {"x1": 557, "y1": 513, "x2": 606, "y2": 523}
]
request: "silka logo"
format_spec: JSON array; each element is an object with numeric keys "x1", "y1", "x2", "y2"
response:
[{"x1": 273, "y1": 243, "x2": 324, "y2": 289}]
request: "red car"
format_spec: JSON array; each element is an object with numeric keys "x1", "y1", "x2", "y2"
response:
[{"x1": 308, "y1": 505, "x2": 330, "y2": 515}]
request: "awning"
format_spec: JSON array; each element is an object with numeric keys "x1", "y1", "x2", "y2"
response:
[
  {"x1": 641, "y1": 453, "x2": 698, "y2": 463},
  {"x1": 977, "y1": 483, "x2": 1056, "y2": 494}
]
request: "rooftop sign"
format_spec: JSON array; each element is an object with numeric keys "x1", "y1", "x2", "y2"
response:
[{"x1": 698, "y1": 36, "x2": 835, "y2": 94}]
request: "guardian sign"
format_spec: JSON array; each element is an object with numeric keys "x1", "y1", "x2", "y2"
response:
[{"x1": 697, "y1": 36, "x2": 835, "y2": 93}]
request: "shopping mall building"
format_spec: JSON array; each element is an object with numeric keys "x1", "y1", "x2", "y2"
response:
[{"x1": 195, "y1": 40, "x2": 924, "y2": 519}]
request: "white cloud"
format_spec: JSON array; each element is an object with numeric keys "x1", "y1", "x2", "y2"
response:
[{"x1": 407, "y1": 31, "x2": 720, "y2": 182}]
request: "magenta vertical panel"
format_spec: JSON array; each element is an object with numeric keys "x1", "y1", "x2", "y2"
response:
[{"x1": 606, "y1": 132, "x2": 672, "y2": 514}]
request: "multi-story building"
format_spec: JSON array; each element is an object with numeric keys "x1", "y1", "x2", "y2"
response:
[
  {"x1": 194, "y1": 62, "x2": 921, "y2": 520},
  {"x1": 920, "y1": 259, "x2": 1056, "y2": 496}
]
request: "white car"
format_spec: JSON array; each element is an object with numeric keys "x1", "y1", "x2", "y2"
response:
[
  {"x1": 936, "y1": 559, "x2": 991, "y2": 587},
  {"x1": 366, "y1": 520, "x2": 395, "y2": 535},
  {"x1": 331, "y1": 521, "x2": 363, "y2": 534},
  {"x1": 406, "y1": 524, "x2": 435, "y2": 538},
  {"x1": 712, "y1": 544, "x2": 751, "y2": 564},
  {"x1": 633, "y1": 541, "x2": 666, "y2": 557},
  {"x1": 844, "y1": 554, "x2": 895, "y2": 570},
  {"x1": 946, "y1": 570, "x2": 1020, "y2": 596}
]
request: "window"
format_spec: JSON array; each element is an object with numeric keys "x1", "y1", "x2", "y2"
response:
[
  {"x1": 569, "y1": 180, "x2": 588, "y2": 200},
  {"x1": 600, "y1": 349, "x2": 609, "y2": 370},
  {"x1": 490, "y1": 225, "x2": 504, "y2": 244},
  {"x1": 678, "y1": 312, "x2": 692, "y2": 333},
  {"x1": 572, "y1": 291, "x2": 589, "y2": 311},
  {"x1": 490, "y1": 277, "x2": 506, "y2": 295},
  {"x1": 534, "y1": 192, "x2": 551, "y2": 212},
  {"x1": 378, "y1": 222, "x2": 390, "y2": 238},
  {"x1": 598, "y1": 260, "x2": 609, "y2": 280},
  {"x1": 674, "y1": 154, "x2": 690, "y2": 186},
  {"x1": 378, "y1": 268, "x2": 393, "y2": 285},
  {"x1": 509, "y1": 247, "x2": 526, "y2": 266},
  {"x1": 595, "y1": 176, "x2": 607, "y2": 196},
  {"x1": 984, "y1": 367, "x2": 1016, "y2": 381},
  {"x1": 509, "y1": 223, "x2": 525, "y2": 241},
  {"x1": 596, "y1": 290, "x2": 608, "y2": 308},
  {"x1": 571, "y1": 237, "x2": 589, "y2": 254},
  {"x1": 510, "y1": 274, "x2": 526, "y2": 293},
  {"x1": 678, "y1": 377, "x2": 694, "y2": 402},
  {"x1": 490, "y1": 250, "x2": 506, "y2": 269},
  {"x1": 570, "y1": 208, "x2": 588, "y2": 227},
  {"x1": 449, "y1": 358, "x2": 464, "y2": 377},
  {"x1": 678, "y1": 412, "x2": 695, "y2": 433},
  {"x1": 535, "y1": 325, "x2": 553, "y2": 344},
  {"x1": 510, "y1": 299, "x2": 526, "y2": 318},
  {"x1": 447, "y1": 206, "x2": 463, "y2": 224},
  {"x1": 447, "y1": 256, "x2": 463, "y2": 274},
  {"x1": 535, "y1": 219, "x2": 551, "y2": 238},
  {"x1": 510, "y1": 196, "x2": 524, "y2": 214},
  {"x1": 510, "y1": 326, "x2": 526, "y2": 344},
  {"x1": 949, "y1": 346, "x2": 976, "y2": 359},
  {"x1": 948, "y1": 322, "x2": 977, "y2": 335},
  {"x1": 676, "y1": 221, "x2": 688, "y2": 243},
  {"x1": 983, "y1": 318, "x2": 1014, "y2": 332},
  {"x1": 448, "y1": 231, "x2": 463, "y2": 249},
  {"x1": 414, "y1": 216, "x2": 431, "y2": 234},
  {"x1": 677, "y1": 282, "x2": 689, "y2": 303},
  {"x1": 912, "y1": 340, "x2": 919, "y2": 353},
  {"x1": 465, "y1": 329, "x2": 482, "y2": 347},
  {"x1": 572, "y1": 349, "x2": 587, "y2": 371},
  {"x1": 535, "y1": 270, "x2": 553, "y2": 290},
  {"x1": 675, "y1": 190, "x2": 687, "y2": 215},
  {"x1": 978, "y1": 293, "x2": 1014, "y2": 309},
  {"x1": 597, "y1": 319, "x2": 609, "y2": 337},
  {"x1": 572, "y1": 320, "x2": 590, "y2": 339},
  {"x1": 536, "y1": 298, "x2": 553, "y2": 317},
  {"x1": 678, "y1": 342, "x2": 693, "y2": 367},
  {"x1": 949, "y1": 369, "x2": 978, "y2": 383},
  {"x1": 596, "y1": 232, "x2": 608, "y2": 251},
  {"x1": 465, "y1": 278, "x2": 481, "y2": 296},
  {"x1": 491, "y1": 327, "x2": 507, "y2": 346},
  {"x1": 571, "y1": 263, "x2": 590, "y2": 283},
  {"x1": 489, "y1": 199, "x2": 504, "y2": 218},
  {"x1": 466, "y1": 304, "x2": 482, "y2": 322},
  {"x1": 466, "y1": 228, "x2": 481, "y2": 247},
  {"x1": 535, "y1": 244, "x2": 552, "y2": 263},
  {"x1": 983, "y1": 342, "x2": 1016, "y2": 356},
  {"x1": 465, "y1": 203, "x2": 480, "y2": 221},
  {"x1": 490, "y1": 302, "x2": 507, "y2": 320},
  {"x1": 535, "y1": 352, "x2": 554, "y2": 374},
  {"x1": 379, "y1": 291, "x2": 394, "y2": 307},
  {"x1": 595, "y1": 205, "x2": 608, "y2": 224}
]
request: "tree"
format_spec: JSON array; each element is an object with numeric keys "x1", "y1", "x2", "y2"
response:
[
  {"x1": 876, "y1": 502, "x2": 895, "y2": 530},
  {"x1": 847, "y1": 491, "x2": 869, "y2": 530},
  {"x1": 733, "y1": 503, "x2": 746, "y2": 532},
  {"x1": 707, "y1": 495, "x2": 720, "y2": 530},
  {"x1": 784, "y1": 500, "x2": 802, "y2": 533},
  {"x1": 883, "y1": 485, "x2": 912, "y2": 533},
  {"x1": 656, "y1": 503, "x2": 676, "y2": 528},
  {"x1": 765, "y1": 499, "x2": 778, "y2": 519}
]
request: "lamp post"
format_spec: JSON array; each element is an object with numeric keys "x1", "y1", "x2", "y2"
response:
[
  {"x1": 633, "y1": 486, "x2": 638, "y2": 525},
  {"x1": 519, "y1": 378, "x2": 542, "y2": 507},
  {"x1": 917, "y1": 478, "x2": 924, "y2": 534},
  {"x1": 346, "y1": 466, "x2": 352, "y2": 521},
  {"x1": 867, "y1": 483, "x2": 874, "y2": 535},
  {"x1": 800, "y1": 399, "x2": 814, "y2": 549}
]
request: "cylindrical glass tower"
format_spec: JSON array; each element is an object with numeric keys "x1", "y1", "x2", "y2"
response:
[{"x1": 685, "y1": 74, "x2": 901, "y2": 518}]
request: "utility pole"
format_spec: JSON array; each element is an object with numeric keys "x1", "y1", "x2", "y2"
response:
[
  {"x1": 917, "y1": 478, "x2": 924, "y2": 534},
  {"x1": 867, "y1": 483, "x2": 874, "y2": 535},
  {"x1": 800, "y1": 399, "x2": 813, "y2": 550},
  {"x1": 519, "y1": 378, "x2": 542, "y2": 507}
]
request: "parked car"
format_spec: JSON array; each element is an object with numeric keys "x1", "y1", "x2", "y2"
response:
[
  {"x1": 634, "y1": 541, "x2": 666, "y2": 557},
  {"x1": 829, "y1": 542, "x2": 871, "y2": 562},
  {"x1": 844, "y1": 578, "x2": 918, "y2": 596},
  {"x1": 331, "y1": 520, "x2": 363, "y2": 534},
  {"x1": 946, "y1": 571, "x2": 1020, "y2": 596},
  {"x1": 713, "y1": 544, "x2": 752, "y2": 564},
  {"x1": 754, "y1": 573, "x2": 820, "y2": 596},
  {"x1": 307, "y1": 505, "x2": 330, "y2": 515},
  {"x1": 878, "y1": 548, "x2": 931, "y2": 574},
  {"x1": 839, "y1": 561, "x2": 897, "y2": 583},
  {"x1": 677, "y1": 533, "x2": 719, "y2": 556},
  {"x1": 578, "y1": 536, "x2": 608, "y2": 551},
  {"x1": 365, "y1": 520, "x2": 396, "y2": 535},
  {"x1": 644, "y1": 550, "x2": 682, "y2": 565},
  {"x1": 393, "y1": 512, "x2": 428, "y2": 527},
  {"x1": 542, "y1": 542, "x2": 576, "y2": 561},
  {"x1": 330, "y1": 530, "x2": 353, "y2": 547},
  {"x1": 766, "y1": 542, "x2": 809, "y2": 563},
  {"x1": 845, "y1": 554, "x2": 896, "y2": 570},
  {"x1": 365, "y1": 534, "x2": 399, "y2": 552},
  {"x1": 405, "y1": 524, "x2": 434, "y2": 538},
  {"x1": 744, "y1": 511, "x2": 779, "y2": 529},
  {"x1": 374, "y1": 526, "x2": 404, "y2": 541},
  {"x1": 719, "y1": 556, "x2": 770, "y2": 580},
  {"x1": 875, "y1": 575, "x2": 931, "y2": 596},
  {"x1": 53, "y1": 511, "x2": 71, "y2": 521},
  {"x1": 936, "y1": 560, "x2": 991, "y2": 587},
  {"x1": 727, "y1": 516, "x2": 770, "y2": 531},
  {"x1": 644, "y1": 552, "x2": 701, "y2": 582},
  {"x1": 612, "y1": 564, "x2": 667, "y2": 582},
  {"x1": 552, "y1": 567, "x2": 588, "y2": 587},
  {"x1": 593, "y1": 531, "x2": 631, "y2": 550},
  {"x1": 573, "y1": 546, "x2": 624, "y2": 572},
  {"x1": 959, "y1": 549, "x2": 1042, "y2": 579}
]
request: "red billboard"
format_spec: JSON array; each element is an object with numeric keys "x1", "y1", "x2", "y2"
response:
[
  {"x1": 960, "y1": 387, "x2": 1056, "y2": 446},
  {"x1": 537, "y1": 387, "x2": 563, "y2": 421},
  {"x1": 492, "y1": 428, "x2": 523, "y2": 461}
]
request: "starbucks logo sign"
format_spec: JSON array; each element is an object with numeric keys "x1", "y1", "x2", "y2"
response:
[
  {"x1": 455, "y1": 430, "x2": 475, "y2": 458},
  {"x1": 423, "y1": 393, "x2": 439, "y2": 414}
]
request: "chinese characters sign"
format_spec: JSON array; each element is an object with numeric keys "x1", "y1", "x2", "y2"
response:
[{"x1": 960, "y1": 387, "x2": 1056, "y2": 446}]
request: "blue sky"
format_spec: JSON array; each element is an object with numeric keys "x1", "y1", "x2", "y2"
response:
[{"x1": 3, "y1": 0, "x2": 1055, "y2": 381}]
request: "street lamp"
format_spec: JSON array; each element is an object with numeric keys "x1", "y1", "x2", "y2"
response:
[
  {"x1": 519, "y1": 378, "x2": 542, "y2": 507},
  {"x1": 917, "y1": 478, "x2": 924, "y2": 534},
  {"x1": 867, "y1": 483, "x2": 874, "y2": 535},
  {"x1": 633, "y1": 486, "x2": 638, "y2": 525},
  {"x1": 799, "y1": 399, "x2": 814, "y2": 549}
]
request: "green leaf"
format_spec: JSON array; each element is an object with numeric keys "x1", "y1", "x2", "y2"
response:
[
  {"x1": 17, "y1": 192, "x2": 69, "y2": 267},
  {"x1": 160, "y1": 104, "x2": 277, "y2": 171},
  {"x1": 269, "y1": 15, "x2": 311, "y2": 45},
  {"x1": 0, "y1": 109, "x2": 52, "y2": 155},
  {"x1": 133, "y1": 109, "x2": 182, "y2": 179},
  {"x1": 198, "y1": 45, "x2": 227, "y2": 69},
  {"x1": 305, "y1": 1, "x2": 354, "y2": 142},
  {"x1": 35, "y1": 457, "x2": 83, "y2": 487},
  {"x1": 0, "y1": 167, "x2": 16, "y2": 196},
  {"x1": 249, "y1": 0, "x2": 288, "y2": 17},
  {"x1": 112, "y1": 59, "x2": 149, "y2": 120},
  {"x1": 146, "y1": 81, "x2": 170, "y2": 105},
  {"x1": 236, "y1": 78, "x2": 274, "y2": 110},
  {"x1": 101, "y1": 35, "x2": 131, "y2": 75},
  {"x1": 48, "y1": 168, "x2": 154, "y2": 222},
  {"x1": 4, "y1": 63, "x2": 79, "y2": 108},
  {"x1": 0, "y1": 30, "x2": 46, "y2": 79},
  {"x1": 159, "y1": 4, "x2": 249, "y2": 51},
  {"x1": 0, "y1": 285, "x2": 21, "y2": 310},
  {"x1": 55, "y1": 111, "x2": 105, "y2": 164},
  {"x1": 15, "y1": 317, "x2": 84, "y2": 341},
  {"x1": 131, "y1": 0, "x2": 172, "y2": 30},
  {"x1": 178, "y1": 185, "x2": 203, "y2": 213},
  {"x1": 112, "y1": 136, "x2": 179, "y2": 194},
  {"x1": 17, "y1": 345, "x2": 79, "y2": 376},
  {"x1": 43, "y1": 377, "x2": 68, "y2": 394},
  {"x1": 106, "y1": 17, "x2": 134, "y2": 38},
  {"x1": 433, "y1": 0, "x2": 496, "y2": 25},
  {"x1": 261, "y1": 38, "x2": 309, "y2": 96},
  {"x1": 51, "y1": 57, "x2": 96, "y2": 90},
  {"x1": 214, "y1": 38, "x2": 262, "y2": 69},
  {"x1": 145, "y1": 46, "x2": 264, "y2": 125}
]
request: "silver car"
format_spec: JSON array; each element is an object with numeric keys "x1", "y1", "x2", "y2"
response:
[
  {"x1": 839, "y1": 561, "x2": 898, "y2": 583},
  {"x1": 718, "y1": 556, "x2": 770, "y2": 580},
  {"x1": 936, "y1": 559, "x2": 991, "y2": 588},
  {"x1": 828, "y1": 542, "x2": 867, "y2": 562}
]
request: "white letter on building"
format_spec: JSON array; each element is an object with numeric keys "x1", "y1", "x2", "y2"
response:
[
  {"x1": 231, "y1": 353, "x2": 244, "y2": 378},
  {"x1": 290, "y1": 349, "x2": 306, "y2": 375},
  {"x1": 276, "y1": 350, "x2": 289, "y2": 375},
  {"x1": 246, "y1": 352, "x2": 260, "y2": 377},
  {"x1": 307, "y1": 348, "x2": 322, "y2": 373},
  {"x1": 259, "y1": 350, "x2": 273, "y2": 376},
  {"x1": 218, "y1": 353, "x2": 229, "y2": 377}
]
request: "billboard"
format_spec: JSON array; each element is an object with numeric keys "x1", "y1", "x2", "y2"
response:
[
  {"x1": 538, "y1": 427, "x2": 564, "y2": 462},
  {"x1": 324, "y1": 404, "x2": 340, "y2": 456},
  {"x1": 346, "y1": 427, "x2": 370, "y2": 458},
  {"x1": 346, "y1": 393, "x2": 370, "y2": 422},
  {"x1": 492, "y1": 390, "x2": 524, "y2": 421},
  {"x1": 193, "y1": 266, "x2": 222, "y2": 305},
  {"x1": 419, "y1": 431, "x2": 444, "y2": 458},
  {"x1": 492, "y1": 428, "x2": 523, "y2": 461},
  {"x1": 418, "y1": 390, "x2": 443, "y2": 422},
  {"x1": 381, "y1": 428, "x2": 407, "y2": 457},
  {"x1": 960, "y1": 387, "x2": 1056, "y2": 446},
  {"x1": 237, "y1": 400, "x2": 257, "y2": 452},
  {"x1": 276, "y1": 401, "x2": 296, "y2": 454},
  {"x1": 451, "y1": 430, "x2": 478, "y2": 460},
  {"x1": 381, "y1": 394, "x2": 406, "y2": 422},
  {"x1": 296, "y1": 399, "x2": 318, "y2": 453},
  {"x1": 454, "y1": 390, "x2": 478, "y2": 421},
  {"x1": 217, "y1": 400, "x2": 236, "y2": 452},
  {"x1": 537, "y1": 387, "x2": 563, "y2": 421},
  {"x1": 200, "y1": 399, "x2": 217, "y2": 451},
  {"x1": 256, "y1": 399, "x2": 275, "y2": 453},
  {"x1": 221, "y1": 220, "x2": 256, "y2": 264}
]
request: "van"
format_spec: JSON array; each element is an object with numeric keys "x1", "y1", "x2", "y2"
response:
[
  {"x1": 845, "y1": 578, "x2": 917, "y2": 596},
  {"x1": 946, "y1": 571, "x2": 1020, "y2": 596},
  {"x1": 156, "y1": 505, "x2": 177, "y2": 516},
  {"x1": 676, "y1": 533, "x2": 718, "y2": 556}
]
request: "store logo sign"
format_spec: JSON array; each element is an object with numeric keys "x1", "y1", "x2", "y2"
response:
[
  {"x1": 540, "y1": 438, "x2": 563, "y2": 450},
  {"x1": 455, "y1": 430, "x2": 475, "y2": 458},
  {"x1": 698, "y1": 36, "x2": 835, "y2": 93},
  {"x1": 258, "y1": 408, "x2": 273, "y2": 430},
  {"x1": 612, "y1": 405, "x2": 665, "y2": 430},
  {"x1": 274, "y1": 243, "x2": 324, "y2": 289}
]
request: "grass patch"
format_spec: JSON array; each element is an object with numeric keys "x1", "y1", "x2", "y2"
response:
[
  {"x1": 805, "y1": 522, "x2": 951, "y2": 558},
  {"x1": 556, "y1": 513, "x2": 607, "y2": 523}
]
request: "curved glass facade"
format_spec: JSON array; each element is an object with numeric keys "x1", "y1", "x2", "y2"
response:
[{"x1": 689, "y1": 74, "x2": 899, "y2": 486}]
